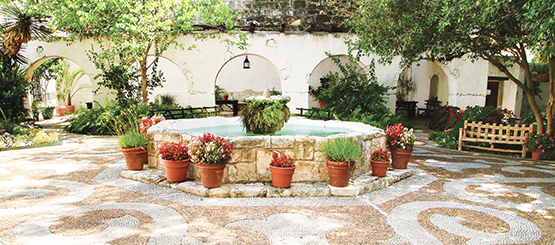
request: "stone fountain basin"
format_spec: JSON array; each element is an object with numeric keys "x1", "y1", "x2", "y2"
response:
[{"x1": 147, "y1": 117, "x2": 385, "y2": 184}]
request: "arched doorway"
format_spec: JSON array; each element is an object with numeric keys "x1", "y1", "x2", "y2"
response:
[
  {"x1": 307, "y1": 55, "x2": 365, "y2": 108},
  {"x1": 141, "y1": 56, "x2": 190, "y2": 106},
  {"x1": 215, "y1": 54, "x2": 281, "y2": 101},
  {"x1": 27, "y1": 57, "x2": 93, "y2": 114}
]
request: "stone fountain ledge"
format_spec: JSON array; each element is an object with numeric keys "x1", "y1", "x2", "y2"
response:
[{"x1": 121, "y1": 166, "x2": 414, "y2": 198}]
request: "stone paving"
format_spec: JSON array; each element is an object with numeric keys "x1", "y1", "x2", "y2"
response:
[{"x1": 0, "y1": 127, "x2": 554, "y2": 244}]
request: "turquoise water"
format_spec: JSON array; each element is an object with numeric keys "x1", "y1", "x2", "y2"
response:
[{"x1": 181, "y1": 123, "x2": 355, "y2": 137}]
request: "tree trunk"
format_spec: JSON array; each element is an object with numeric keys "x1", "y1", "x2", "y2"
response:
[
  {"x1": 140, "y1": 58, "x2": 148, "y2": 103},
  {"x1": 547, "y1": 55, "x2": 555, "y2": 135}
]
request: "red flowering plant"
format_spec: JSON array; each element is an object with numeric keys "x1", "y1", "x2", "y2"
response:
[
  {"x1": 270, "y1": 152, "x2": 295, "y2": 168},
  {"x1": 157, "y1": 141, "x2": 190, "y2": 161},
  {"x1": 371, "y1": 148, "x2": 390, "y2": 162},
  {"x1": 139, "y1": 114, "x2": 165, "y2": 137},
  {"x1": 188, "y1": 133, "x2": 232, "y2": 164},
  {"x1": 523, "y1": 133, "x2": 555, "y2": 153},
  {"x1": 385, "y1": 123, "x2": 415, "y2": 150}
]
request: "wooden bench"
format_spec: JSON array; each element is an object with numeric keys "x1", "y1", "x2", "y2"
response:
[
  {"x1": 296, "y1": 108, "x2": 334, "y2": 120},
  {"x1": 458, "y1": 120, "x2": 534, "y2": 158},
  {"x1": 150, "y1": 106, "x2": 219, "y2": 119}
]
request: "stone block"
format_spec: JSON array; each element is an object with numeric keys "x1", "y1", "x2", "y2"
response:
[
  {"x1": 292, "y1": 161, "x2": 327, "y2": 182},
  {"x1": 291, "y1": 182, "x2": 330, "y2": 197},
  {"x1": 226, "y1": 162, "x2": 258, "y2": 183},
  {"x1": 329, "y1": 184, "x2": 364, "y2": 196},
  {"x1": 229, "y1": 137, "x2": 265, "y2": 148},
  {"x1": 293, "y1": 138, "x2": 315, "y2": 160},
  {"x1": 207, "y1": 185, "x2": 231, "y2": 198},
  {"x1": 229, "y1": 183, "x2": 267, "y2": 197},
  {"x1": 268, "y1": 137, "x2": 295, "y2": 148},
  {"x1": 176, "y1": 181, "x2": 208, "y2": 197},
  {"x1": 256, "y1": 149, "x2": 273, "y2": 181}
]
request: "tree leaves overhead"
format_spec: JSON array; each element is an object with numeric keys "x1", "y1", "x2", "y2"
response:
[{"x1": 347, "y1": 0, "x2": 555, "y2": 134}]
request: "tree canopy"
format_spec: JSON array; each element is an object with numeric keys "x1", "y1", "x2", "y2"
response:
[
  {"x1": 348, "y1": 0, "x2": 555, "y2": 135},
  {"x1": 41, "y1": 0, "x2": 246, "y2": 102}
]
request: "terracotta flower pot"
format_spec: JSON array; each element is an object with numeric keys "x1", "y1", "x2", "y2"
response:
[
  {"x1": 389, "y1": 148, "x2": 412, "y2": 169},
  {"x1": 163, "y1": 159, "x2": 190, "y2": 182},
  {"x1": 326, "y1": 160, "x2": 353, "y2": 187},
  {"x1": 222, "y1": 95, "x2": 229, "y2": 100},
  {"x1": 535, "y1": 74, "x2": 549, "y2": 83},
  {"x1": 65, "y1": 105, "x2": 75, "y2": 113},
  {"x1": 532, "y1": 149, "x2": 542, "y2": 160},
  {"x1": 55, "y1": 106, "x2": 65, "y2": 116},
  {"x1": 270, "y1": 165, "x2": 296, "y2": 188},
  {"x1": 197, "y1": 163, "x2": 226, "y2": 188},
  {"x1": 371, "y1": 160, "x2": 389, "y2": 177},
  {"x1": 121, "y1": 147, "x2": 147, "y2": 170}
]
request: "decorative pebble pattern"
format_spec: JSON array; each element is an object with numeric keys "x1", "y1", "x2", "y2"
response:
[{"x1": 0, "y1": 130, "x2": 553, "y2": 244}]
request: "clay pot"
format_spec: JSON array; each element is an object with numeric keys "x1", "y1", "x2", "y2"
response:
[
  {"x1": 222, "y1": 95, "x2": 229, "y2": 100},
  {"x1": 326, "y1": 160, "x2": 353, "y2": 187},
  {"x1": 55, "y1": 106, "x2": 65, "y2": 116},
  {"x1": 65, "y1": 105, "x2": 75, "y2": 113},
  {"x1": 534, "y1": 74, "x2": 549, "y2": 83},
  {"x1": 121, "y1": 147, "x2": 147, "y2": 170},
  {"x1": 390, "y1": 148, "x2": 412, "y2": 169},
  {"x1": 270, "y1": 165, "x2": 296, "y2": 188},
  {"x1": 163, "y1": 159, "x2": 190, "y2": 182},
  {"x1": 371, "y1": 160, "x2": 389, "y2": 177},
  {"x1": 197, "y1": 163, "x2": 226, "y2": 188},
  {"x1": 532, "y1": 149, "x2": 542, "y2": 160}
]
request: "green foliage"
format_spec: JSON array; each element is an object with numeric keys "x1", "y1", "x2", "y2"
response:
[
  {"x1": 428, "y1": 131, "x2": 458, "y2": 149},
  {"x1": 158, "y1": 93, "x2": 177, "y2": 107},
  {"x1": 347, "y1": 0, "x2": 554, "y2": 135},
  {"x1": 0, "y1": 64, "x2": 29, "y2": 120},
  {"x1": 214, "y1": 85, "x2": 225, "y2": 101},
  {"x1": 54, "y1": 60, "x2": 87, "y2": 106},
  {"x1": 310, "y1": 53, "x2": 395, "y2": 128},
  {"x1": 241, "y1": 99, "x2": 291, "y2": 134},
  {"x1": 39, "y1": 106, "x2": 55, "y2": 119},
  {"x1": 117, "y1": 130, "x2": 147, "y2": 149},
  {"x1": 321, "y1": 137, "x2": 362, "y2": 163},
  {"x1": 43, "y1": 0, "x2": 245, "y2": 102},
  {"x1": 62, "y1": 101, "x2": 149, "y2": 135}
]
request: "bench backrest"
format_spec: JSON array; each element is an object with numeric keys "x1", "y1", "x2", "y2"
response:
[{"x1": 460, "y1": 120, "x2": 534, "y2": 143}]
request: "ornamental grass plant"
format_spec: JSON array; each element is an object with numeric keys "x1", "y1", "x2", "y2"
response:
[
  {"x1": 321, "y1": 137, "x2": 361, "y2": 163},
  {"x1": 117, "y1": 130, "x2": 147, "y2": 149}
]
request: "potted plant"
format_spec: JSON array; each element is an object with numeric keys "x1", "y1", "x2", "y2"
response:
[
  {"x1": 222, "y1": 92, "x2": 230, "y2": 101},
  {"x1": 39, "y1": 106, "x2": 55, "y2": 120},
  {"x1": 321, "y1": 137, "x2": 362, "y2": 187},
  {"x1": 370, "y1": 148, "x2": 390, "y2": 177},
  {"x1": 523, "y1": 133, "x2": 555, "y2": 160},
  {"x1": 55, "y1": 62, "x2": 88, "y2": 113},
  {"x1": 118, "y1": 130, "x2": 148, "y2": 170},
  {"x1": 158, "y1": 141, "x2": 190, "y2": 182},
  {"x1": 386, "y1": 123, "x2": 415, "y2": 169},
  {"x1": 139, "y1": 114, "x2": 165, "y2": 164},
  {"x1": 269, "y1": 151, "x2": 296, "y2": 188},
  {"x1": 240, "y1": 95, "x2": 291, "y2": 134},
  {"x1": 188, "y1": 133, "x2": 232, "y2": 188}
]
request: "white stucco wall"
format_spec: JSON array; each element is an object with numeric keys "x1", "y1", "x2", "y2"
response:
[{"x1": 24, "y1": 31, "x2": 515, "y2": 115}]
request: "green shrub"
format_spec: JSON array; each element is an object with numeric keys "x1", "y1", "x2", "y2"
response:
[
  {"x1": 428, "y1": 131, "x2": 458, "y2": 149},
  {"x1": 321, "y1": 137, "x2": 362, "y2": 163},
  {"x1": 309, "y1": 53, "x2": 395, "y2": 128},
  {"x1": 117, "y1": 130, "x2": 147, "y2": 148},
  {"x1": 0, "y1": 65, "x2": 29, "y2": 120},
  {"x1": 63, "y1": 100, "x2": 149, "y2": 135}
]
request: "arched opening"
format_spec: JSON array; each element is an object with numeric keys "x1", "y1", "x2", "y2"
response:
[
  {"x1": 307, "y1": 55, "x2": 365, "y2": 108},
  {"x1": 214, "y1": 54, "x2": 281, "y2": 101},
  {"x1": 139, "y1": 56, "x2": 190, "y2": 106},
  {"x1": 27, "y1": 56, "x2": 93, "y2": 116},
  {"x1": 429, "y1": 74, "x2": 439, "y2": 100}
]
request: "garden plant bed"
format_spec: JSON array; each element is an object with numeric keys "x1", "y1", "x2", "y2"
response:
[{"x1": 121, "y1": 166, "x2": 414, "y2": 197}]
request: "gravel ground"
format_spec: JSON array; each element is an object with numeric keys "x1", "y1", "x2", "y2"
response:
[{"x1": 0, "y1": 120, "x2": 554, "y2": 244}]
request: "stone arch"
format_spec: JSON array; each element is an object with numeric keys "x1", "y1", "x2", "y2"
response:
[
  {"x1": 307, "y1": 55, "x2": 366, "y2": 108},
  {"x1": 214, "y1": 54, "x2": 282, "y2": 101},
  {"x1": 137, "y1": 55, "x2": 190, "y2": 106},
  {"x1": 412, "y1": 60, "x2": 450, "y2": 107},
  {"x1": 25, "y1": 56, "x2": 93, "y2": 110}
]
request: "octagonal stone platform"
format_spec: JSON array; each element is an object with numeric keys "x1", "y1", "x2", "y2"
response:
[{"x1": 121, "y1": 166, "x2": 414, "y2": 198}]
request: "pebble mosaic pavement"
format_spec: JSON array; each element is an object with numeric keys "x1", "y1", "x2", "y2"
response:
[{"x1": 0, "y1": 127, "x2": 554, "y2": 244}]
